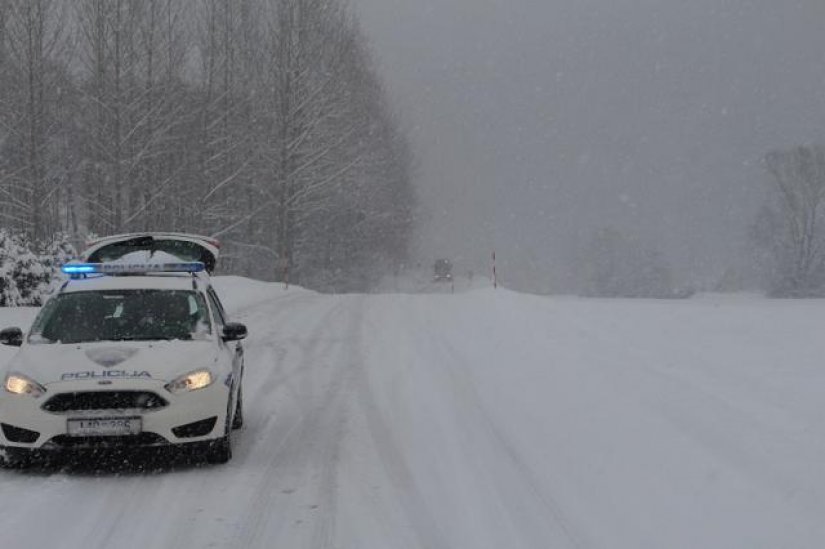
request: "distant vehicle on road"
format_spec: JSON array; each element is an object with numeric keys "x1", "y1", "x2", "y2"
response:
[{"x1": 433, "y1": 259, "x2": 453, "y2": 282}]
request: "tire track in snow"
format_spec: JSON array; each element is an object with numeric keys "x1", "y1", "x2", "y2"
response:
[
  {"x1": 350, "y1": 298, "x2": 451, "y2": 549},
  {"x1": 153, "y1": 294, "x2": 349, "y2": 549},
  {"x1": 241, "y1": 295, "x2": 346, "y2": 424},
  {"x1": 423, "y1": 324, "x2": 588, "y2": 549},
  {"x1": 229, "y1": 296, "x2": 353, "y2": 548}
]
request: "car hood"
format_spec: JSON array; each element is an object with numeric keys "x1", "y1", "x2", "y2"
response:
[{"x1": 3, "y1": 340, "x2": 218, "y2": 386}]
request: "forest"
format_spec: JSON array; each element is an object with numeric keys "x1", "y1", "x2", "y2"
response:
[{"x1": 0, "y1": 0, "x2": 414, "y2": 292}]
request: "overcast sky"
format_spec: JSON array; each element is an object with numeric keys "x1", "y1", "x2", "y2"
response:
[{"x1": 352, "y1": 0, "x2": 825, "y2": 291}]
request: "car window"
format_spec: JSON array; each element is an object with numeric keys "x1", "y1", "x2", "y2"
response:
[{"x1": 28, "y1": 290, "x2": 212, "y2": 344}]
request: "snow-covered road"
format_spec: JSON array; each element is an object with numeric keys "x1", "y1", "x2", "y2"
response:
[{"x1": 1, "y1": 281, "x2": 825, "y2": 548}]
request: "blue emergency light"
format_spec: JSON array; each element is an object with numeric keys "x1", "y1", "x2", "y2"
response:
[
  {"x1": 61, "y1": 262, "x2": 206, "y2": 275},
  {"x1": 61, "y1": 264, "x2": 97, "y2": 274}
]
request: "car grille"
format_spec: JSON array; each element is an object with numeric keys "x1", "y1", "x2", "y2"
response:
[
  {"x1": 42, "y1": 391, "x2": 168, "y2": 412},
  {"x1": 48, "y1": 433, "x2": 168, "y2": 449}
]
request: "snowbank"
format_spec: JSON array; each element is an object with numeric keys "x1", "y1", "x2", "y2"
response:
[{"x1": 211, "y1": 276, "x2": 314, "y2": 313}]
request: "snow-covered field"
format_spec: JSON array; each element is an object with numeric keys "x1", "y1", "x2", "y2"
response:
[{"x1": 1, "y1": 279, "x2": 824, "y2": 548}]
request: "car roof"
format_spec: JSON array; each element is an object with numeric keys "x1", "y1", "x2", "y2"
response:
[{"x1": 60, "y1": 274, "x2": 205, "y2": 294}]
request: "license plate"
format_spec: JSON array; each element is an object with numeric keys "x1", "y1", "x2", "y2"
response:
[{"x1": 67, "y1": 417, "x2": 142, "y2": 437}]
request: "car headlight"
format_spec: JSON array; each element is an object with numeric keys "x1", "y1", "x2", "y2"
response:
[
  {"x1": 165, "y1": 369, "x2": 213, "y2": 394},
  {"x1": 4, "y1": 374, "x2": 46, "y2": 398}
]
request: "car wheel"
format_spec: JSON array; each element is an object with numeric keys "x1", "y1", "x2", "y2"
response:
[
  {"x1": 0, "y1": 447, "x2": 32, "y2": 469},
  {"x1": 205, "y1": 435, "x2": 232, "y2": 464},
  {"x1": 205, "y1": 398, "x2": 234, "y2": 464},
  {"x1": 232, "y1": 387, "x2": 244, "y2": 430}
]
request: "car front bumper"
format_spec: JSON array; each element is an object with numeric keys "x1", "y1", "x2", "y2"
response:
[{"x1": 0, "y1": 378, "x2": 231, "y2": 452}]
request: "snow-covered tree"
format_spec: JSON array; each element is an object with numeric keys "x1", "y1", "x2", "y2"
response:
[
  {"x1": 39, "y1": 231, "x2": 77, "y2": 280},
  {"x1": 0, "y1": 230, "x2": 52, "y2": 306},
  {"x1": 0, "y1": 231, "x2": 23, "y2": 306}
]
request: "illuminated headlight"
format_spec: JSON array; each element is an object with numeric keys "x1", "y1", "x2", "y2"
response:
[
  {"x1": 4, "y1": 374, "x2": 46, "y2": 398},
  {"x1": 165, "y1": 370, "x2": 213, "y2": 394}
]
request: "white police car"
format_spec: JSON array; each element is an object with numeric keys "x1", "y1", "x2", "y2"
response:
[{"x1": 0, "y1": 234, "x2": 246, "y2": 466}]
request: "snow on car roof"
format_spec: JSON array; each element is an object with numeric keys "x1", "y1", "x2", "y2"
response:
[{"x1": 113, "y1": 250, "x2": 184, "y2": 263}]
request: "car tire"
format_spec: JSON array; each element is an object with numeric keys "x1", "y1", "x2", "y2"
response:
[
  {"x1": 205, "y1": 435, "x2": 232, "y2": 464},
  {"x1": 205, "y1": 398, "x2": 234, "y2": 464},
  {"x1": 0, "y1": 447, "x2": 32, "y2": 469},
  {"x1": 232, "y1": 387, "x2": 244, "y2": 430}
]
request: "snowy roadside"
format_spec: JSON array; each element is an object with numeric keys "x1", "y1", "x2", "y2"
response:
[{"x1": 210, "y1": 276, "x2": 314, "y2": 314}]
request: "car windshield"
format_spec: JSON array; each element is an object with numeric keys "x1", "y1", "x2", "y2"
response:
[{"x1": 28, "y1": 290, "x2": 212, "y2": 344}]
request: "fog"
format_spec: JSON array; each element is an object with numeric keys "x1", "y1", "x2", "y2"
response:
[{"x1": 352, "y1": 0, "x2": 825, "y2": 292}]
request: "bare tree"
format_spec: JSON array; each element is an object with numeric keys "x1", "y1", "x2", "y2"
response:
[
  {"x1": 1, "y1": 0, "x2": 69, "y2": 240},
  {"x1": 0, "y1": 0, "x2": 415, "y2": 291},
  {"x1": 193, "y1": 0, "x2": 266, "y2": 274},
  {"x1": 250, "y1": 0, "x2": 415, "y2": 289},
  {"x1": 75, "y1": 0, "x2": 192, "y2": 235},
  {"x1": 127, "y1": 0, "x2": 191, "y2": 232},
  {"x1": 761, "y1": 145, "x2": 825, "y2": 295}
]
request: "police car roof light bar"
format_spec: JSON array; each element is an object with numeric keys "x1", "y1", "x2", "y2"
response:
[{"x1": 61, "y1": 262, "x2": 206, "y2": 276}]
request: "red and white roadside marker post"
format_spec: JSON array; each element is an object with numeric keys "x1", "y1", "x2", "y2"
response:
[{"x1": 492, "y1": 251, "x2": 498, "y2": 289}]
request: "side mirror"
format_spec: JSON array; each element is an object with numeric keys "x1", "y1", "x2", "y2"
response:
[
  {"x1": 0, "y1": 327, "x2": 23, "y2": 347},
  {"x1": 222, "y1": 323, "x2": 247, "y2": 342}
]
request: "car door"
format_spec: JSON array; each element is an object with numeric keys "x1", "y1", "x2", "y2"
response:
[{"x1": 205, "y1": 286, "x2": 244, "y2": 397}]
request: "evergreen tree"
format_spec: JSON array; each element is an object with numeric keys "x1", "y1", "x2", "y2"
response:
[{"x1": 0, "y1": 230, "x2": 23, "y2": 306}]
